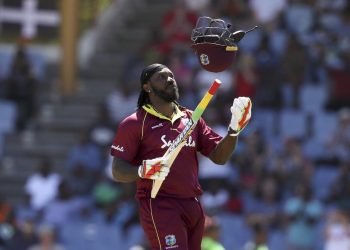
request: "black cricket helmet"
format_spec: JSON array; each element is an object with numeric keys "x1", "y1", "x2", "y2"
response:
[{"x1": 191, "y1": 16, "x2": 257, "y2": 72}]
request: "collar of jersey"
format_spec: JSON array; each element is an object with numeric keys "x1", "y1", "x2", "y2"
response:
[{"x1": 142, "y1": 104, "x2": 185, "y2": 123}]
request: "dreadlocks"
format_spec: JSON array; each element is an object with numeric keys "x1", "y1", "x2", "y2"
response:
[{"x1": 137, "y1": 63, "x2": 167, "y2": 109}]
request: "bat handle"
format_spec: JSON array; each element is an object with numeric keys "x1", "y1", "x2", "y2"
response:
[{"x1": 151, "y1": 180, "x2": 159, "y2": 198}]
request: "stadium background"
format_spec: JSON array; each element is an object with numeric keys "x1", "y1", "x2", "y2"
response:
[{"x1": 0, "y1": 0, "x2": 350, "y2": 249}]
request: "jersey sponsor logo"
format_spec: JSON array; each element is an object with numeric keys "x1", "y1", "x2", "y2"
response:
[
  {"x1": 165, "y1": 234, "x2": 178, "y2": 249},
  {"x1": 160, "y1": 135, "x2": 195, "y2": 149},
  {"x1": 151, "y1": 122, "x2": 163, "y2": 130},
  {"x1": 111, "y1": 145, "x2": 124, "y2": 152}
]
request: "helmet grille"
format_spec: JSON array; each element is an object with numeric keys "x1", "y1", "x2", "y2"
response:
[{"x1": 191, "y1": 16, "x2": 236, "y2": 46}]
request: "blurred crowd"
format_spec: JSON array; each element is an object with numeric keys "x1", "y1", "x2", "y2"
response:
[{"x1": 1, "y1": 0, "x2": 350, "y2": 249}]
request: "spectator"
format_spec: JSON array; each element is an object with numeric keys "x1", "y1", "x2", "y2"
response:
[
  {"x1": 281, "y1": 35, "x2": 308, "y2": 109},
  {"x1": 0, "y1": 196, "x2": 15, "y2": 248},
  {"x1": 326, "y1": 161, "x2": 350, "y2": 211},
  {"x1": 4, "y1": 43, "x2": 37, "y2": 130},
  {"x1": 166, "y1": 52, "x2": 193, "y2": 92},
  {"x1": 323, "y1": 209, "x2": 350, "y2": 250},
  {"x1": 284, "y1": 183, "x2": 323, "y2": 250},
  {"x1": 305, "y1": 39, "x2": 328, "y2": 84},
  {"x1": 4, "y1": 216, "x2": 39, "y2": 250},
  {"x1": 41, "y1": 180, "x2": 88, "y2": 230},
  {"x1": 278, "y1": 137, "x2": 315, "y2": 194},
  {"x1": 183, "y1": 0, "x2": 210, "y2": 14},
  {"x1": 254, "y1": 33, "x2": 283, "y2": 109},
  {"x1": 245, "y1": 176, "x2": 283, "y2": 231},
  {"x1": 0, "y1": 194, "x2": 38, "y2": 250},
  {"x1": 234, "y1": 129, "x2": 267, "y2": 192},
  {"x1": 105, "y1": 83, "x2": 138, "y2": 125},
  {"x1": 92, "y1": 175, "x2": 121, "y2": 211},
  {"x1": 27, "y1": 224, "x2": 66, "y2": 250},
  {"x1": 212, "y1": 0, "x2": 251, "y2": 22},
  {"x1": 225, "y1": 184, "x2": 244, "y2": 215},
  {"x1": 24, "y1": 158, "x2": 61, "y2": 212},
  {"x1": 129, "y1": 235, "x2": 151, "y2": 250},
  {"x1": 324, "y1": 108, "x2": 350, "y2": 163},
  {"x1": 0, "y1": 196, "x2": 13, "y2": 225},
  {"x1": 249, "y1": 0, "x2": 287, "y2": 25},
  {"x1": 15, "y1": 193, "x2": 38, "y2": 226},
  {"x1": 193, "y1": 65, "x2": 234, "y2": 99},
  {"x1": 199, "y1": 108, "x2": 235, "y2": 180},
  {"x1": 89, "y1": 103, "x2": 115, "y2": 151},
  {"x1": 326, "y1": 41, "x2": 350, "y2": 109},
  {"x1": 159, "y1": 0, "x2": 198, "y2": 53},
  {"x1": 201, "y1": 178, "x2": 230, "y2": 216},
  {"x1": 66, "y1": 163, "x2": 95, "y2": 197},
  {"x1": 201, "y1": 215, "x2": 225, "y2": 250},
  {"x1": 112, "y1": 183, "x2": 139, "y2": 236},
  {"x1": 243, "y1": 221, "x2": 270, "y2": 250},
  {"x1": 65, "y1": 131, "x2": 104, "y2": 176},
  {"x1": 234, "y1": 54, "x2": 257, "y2": 99},
  {"x1": 284, "y1": 0, "x2": 315, "y2": 36}
]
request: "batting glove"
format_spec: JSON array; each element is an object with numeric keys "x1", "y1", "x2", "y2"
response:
[
  {"x1": 228, "y1": 97, "x2": 252, "y2": 136},
  {"x1": 138, "y1": 156, "x2": 170, "y2": 180}
]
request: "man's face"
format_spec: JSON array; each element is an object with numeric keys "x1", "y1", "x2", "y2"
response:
[{"x1": 148, "y1": 68, "x2": 179, "y2": 102}]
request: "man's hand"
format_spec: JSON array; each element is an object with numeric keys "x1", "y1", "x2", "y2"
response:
[
  {"x1": 138, "y1": 156, "x2": 170, "y2": 180},
  {"x1": 228, "y1": 97, "x2": 252, "y2": 136}
]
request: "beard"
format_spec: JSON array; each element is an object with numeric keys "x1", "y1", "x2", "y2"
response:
[{"x1": 152, "y1": 85, "x2": 179, "y2": 102}]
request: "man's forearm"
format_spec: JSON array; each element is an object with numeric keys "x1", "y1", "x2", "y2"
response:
[
  {"x1": 209, "y1": 134, "x2": 238, "y2": 165},
  {"x1": 112, "y1": 158, "x2": 140, "y2": 182}
]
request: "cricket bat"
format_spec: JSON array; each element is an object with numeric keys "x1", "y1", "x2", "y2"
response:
[{"x1": 151, "y1": 79, "x2": 222, "y2": 198}]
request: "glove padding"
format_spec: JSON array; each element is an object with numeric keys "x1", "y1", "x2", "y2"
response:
[
  {"x1": 228, "y1": 97, "x2": 252, "y2": 136},
  {"x1": 138, "y1": 156, "x2": 170, "y2": 180}
]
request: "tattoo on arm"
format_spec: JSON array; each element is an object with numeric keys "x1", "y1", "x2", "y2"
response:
[{"x1": 112, "y1": 158, "x2": 139, "y2": 183}]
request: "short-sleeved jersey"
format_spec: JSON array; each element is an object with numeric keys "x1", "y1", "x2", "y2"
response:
[{"x1": 110, "y1": 104, "x2": 222, "y2": 199}]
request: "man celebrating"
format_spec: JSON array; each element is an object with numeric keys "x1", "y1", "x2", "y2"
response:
[{"x1": 111, "y1": 63, "x2": 251, "y2": 250}]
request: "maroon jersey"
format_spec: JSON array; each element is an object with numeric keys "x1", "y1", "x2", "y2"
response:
[{"x1": 110, "y1": 105, "x2": 222, "y2": 199}]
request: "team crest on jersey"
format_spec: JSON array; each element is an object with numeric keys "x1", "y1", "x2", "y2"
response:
[
  {"x1": 200, "y1": 54, "x2": 210, "y2": 65},
  {"x1": 165, "y1": 234, "x2": 177, "y2": 247}
]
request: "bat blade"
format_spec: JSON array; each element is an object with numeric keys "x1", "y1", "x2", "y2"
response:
[
  {"x1": 150, "y1": 79, "x2": 221, "y2": 198},
  {"x1": 150, "y1": 136, "x2": 187, "y2": 198}
]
